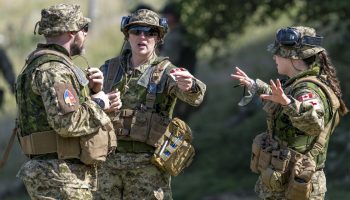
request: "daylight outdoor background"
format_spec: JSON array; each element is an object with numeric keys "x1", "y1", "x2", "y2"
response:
[{"x1": 0, "y1": 0, "x2": 349, "y2": 199}]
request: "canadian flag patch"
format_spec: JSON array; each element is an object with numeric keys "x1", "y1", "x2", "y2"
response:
[{"x1": 297, "y1": 93, "x2": 313, "y2": 101}]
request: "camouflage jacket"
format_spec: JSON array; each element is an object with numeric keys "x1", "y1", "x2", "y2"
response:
[
  {"x1": 100, "y1": 49, "x2": 206, "y2": 117},
  {"x1": 254, "y1": 65, "x2": 333, "y2": 167},
  {"x1": 16, "y1": 43, "x2": 111, "y2": 137}
]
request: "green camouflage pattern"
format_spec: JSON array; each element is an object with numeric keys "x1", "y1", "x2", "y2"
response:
[
  {"x1": 97, "y1": 50, "x2": 205, "y2": 199},
  {"x1": 18, "y1": 159, "x2": 95, "y2": 200},
  {"x1": 255, "y1": 66, "x2": 330, "y2": 167},
  {"x1": 255, "y1": 170, "x2": 326, "y2": 200},
  {"x1": 101, "y1": 50, "x2": 206, "y2": 116},
  {"x1": 16, "y1": 43, "x2": 112, "y2": 198},
  {"x1": 93, "y1": 153, "x2": 172, "y2": 200},
  {"x1": 123, "y1": 9, "x2": 167, "y2": 38},
  {"x1": 16, "y1": 43, "x2": 111, "y2": 137},
  {"x1": 38, "y1": 3, "x2": 90, "y2": 36},
  {"x1": 268, "y1": 26, "x2": 325, "y2": 59}
]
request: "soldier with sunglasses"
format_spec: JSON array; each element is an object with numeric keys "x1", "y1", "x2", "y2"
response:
[
  {"x1": 94, "y1": 9, "x2": 206, "y2": 200},
  {"x1": 231, "y1": 26, "x2": 348, "y2": 199},
  {"x1": 15, "y1": 4, "x2": 117, "y2": 199}
]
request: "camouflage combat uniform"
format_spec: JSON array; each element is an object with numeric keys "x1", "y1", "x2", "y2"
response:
[
  {"x1": 16, "y1": 4, "x2": 113, "y2": 200},
  {"x1": 93, "y1": 9, "x2": 206, "y2": 200},
  {"x1": 247, "y1": 27, "x2": 340, "y2": 200}
]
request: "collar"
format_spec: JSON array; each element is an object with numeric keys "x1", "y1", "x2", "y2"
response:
[
  {"x1": 284, "y1": 63, "x2": 321, "y2": 87},
  {"x1": 37, "y1": 43, "x2": 71, "y2": 58}
]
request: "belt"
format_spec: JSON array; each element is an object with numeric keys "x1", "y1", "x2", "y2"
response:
[
  {"x1": 117, "y1": 140, "x2": 154, "y2": 153},
  {"x1": 29, "y1": 153, "x2": 82, "y2": 164}
]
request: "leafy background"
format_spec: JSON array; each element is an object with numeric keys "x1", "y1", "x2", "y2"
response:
[{"x1": 0, "y1": 0, "x2": 349, "y2": 199}]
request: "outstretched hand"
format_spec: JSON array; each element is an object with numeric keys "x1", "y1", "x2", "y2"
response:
[
  {"x1": 230, "y1": 67, "x2": 254, "y2": 88},
  {"x1": 260, "y1": 79, "x2": 291, "y2": 105},
  {"x1": 170, "y1": 68, "x2": 194, "y2": 91}
]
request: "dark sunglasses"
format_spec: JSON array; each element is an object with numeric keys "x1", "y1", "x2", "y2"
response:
[
  {"x1": 276, "y1": 27, "x2": 323, "y2": 47},
  {"x1": 80, "y1": 24, "x2": 89, "y2": 33},
  {"x1": 128, "y1": 26, "x2": 159, "y2": 37}
]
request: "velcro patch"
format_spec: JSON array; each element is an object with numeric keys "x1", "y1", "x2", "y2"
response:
[
  {"x1": 297, "y1": 92, "x2": 314, "y2": 102},
  {"x1": 54, "y1": 82, "x2": 80, "y2": 114}
]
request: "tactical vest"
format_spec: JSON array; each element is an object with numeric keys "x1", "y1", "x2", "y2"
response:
[
  {"x1": 273, "y1": 75, "x2": 340, "y2": 167},
  {"x1": 102, "y1": 53, "x2": 177, "y2": 148},
  {"x1": 16, "y1": 49, "x2": 89, "y2": 136}
]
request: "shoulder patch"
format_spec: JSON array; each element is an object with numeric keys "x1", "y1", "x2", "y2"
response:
[{"x1": 54, "y1": 82, "x2": 80, "y2": 114}]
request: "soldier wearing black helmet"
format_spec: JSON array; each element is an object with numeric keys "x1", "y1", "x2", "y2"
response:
[{"x1": 231, "y1": 26, "x2": 348, "y2": 199}]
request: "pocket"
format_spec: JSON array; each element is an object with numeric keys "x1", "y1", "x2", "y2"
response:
[
  {"x1": 250, "y1": 133, "x2": 267, "y2": 173},
  {"x1": 79, "y1": 128, "x2": 109, "y2": 165},
  {"x1": 271, "y1": 156, "x2": 289, "y2": 172},
  {"x1": 258, "y1": 149, "x2": 272, "y2": 171},
  {"x1": 129, "y1": 111, "x2": 150, "y2": 142},
  {"x1": 261, "y1": 167, "x2": 285, "y2": 192},
  {"x1": 147, "y1": 114, "x2": 171, "y2": 147},
  {"x1": 286, "y1": 177, "x2": 312, "y2": 200}
]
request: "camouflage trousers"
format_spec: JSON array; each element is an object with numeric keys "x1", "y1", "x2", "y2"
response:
[
  {"x1": 93, "y1": 152, "x2": 172, "y2": 200},
  {"x1": 17, "y1": 159, "x2": 96, "y2": 200},
  {"x1": 255, "y1": 170, "x2": 327, "y2": 200}
]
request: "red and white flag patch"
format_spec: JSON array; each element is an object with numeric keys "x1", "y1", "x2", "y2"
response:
[{"x1": 297, "y1": 93, "x2": 313, "y2": 102}]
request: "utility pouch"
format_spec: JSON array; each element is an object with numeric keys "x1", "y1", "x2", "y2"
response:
[
  {"x1": 80, "y1": 122, "x2": 117, "y2": 165},
  {"x1": 286, "y1": 177, "x2": 312, "y2": 200},
  {"x1": 261, "y1": 167, "x2": 285, "y2": 192},
  {"x1": 56, "y1": 136, "x2": 80, "y2": 159},
  {"x1": 151, "y1": 118, "x2": 194, "y2": 176},
  {"x1": 148, "y1": 113, "x2": 171, "y2": 147},
  {"x1": 258, "y1": 148, "x2": 272, "y2": 171},
  {"x1": 129, "y1": 110, "x2": 150, "y2": 142},
  {"x1": 110, "y1": 110, "x2": 128, "y2": 139},
  {"x1": 271, "y1": 156, "x2": 289, "y2": 172},
  {"x1": 250, "y1": 132, "x2": 267, "y2": 173}
]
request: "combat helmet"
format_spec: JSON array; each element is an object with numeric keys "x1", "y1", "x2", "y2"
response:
[
  {"x1": 120, "y1": 9, "x2": 168, "y2": 39},
  {"x1": 36, "y1": 3, "x2": 91, "y2": 37},
  {"x1": 268, "y1": 26, "x2": 325, "y2": 59}
]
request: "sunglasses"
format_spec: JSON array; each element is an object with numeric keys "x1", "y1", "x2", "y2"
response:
[
  {"x1": 80, "y1": 24, "x2": 89, "y2": 33},
  {"x1": 275, "y1": 27, "x2": 323, "y2": 47},
  {"x1": 128, "y1": 26, "x2": 159, "y2": 37}
]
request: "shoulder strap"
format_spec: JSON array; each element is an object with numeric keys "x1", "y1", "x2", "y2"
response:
[
  {"x1": 104, "y1": 56, "x2": 122, "y2": 93},
  {"x1": 292, "y1": 76, "x2": 340, "y2": 157},
  {"x1": 24, "y1": 49, "x2": 88, "y2": 86},
  {"x1": 145, "y1": 59, "x2": 171, "y2": 109}
]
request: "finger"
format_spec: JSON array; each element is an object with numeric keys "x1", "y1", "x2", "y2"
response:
[
  {"x1": 270, "y1": 79, "x2": 277, "y2": 91},
  {"x1": 260, "y1": 94, "x2": 272, "y2": 101},
  {"x1": 235, "y1": 67, "x2": 248, "y2": 77}
]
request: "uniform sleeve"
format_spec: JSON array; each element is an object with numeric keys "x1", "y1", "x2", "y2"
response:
[
  {"x1": 33, "y1": 62, "x2": 111, "y2": 137},
  {"x1": 282, "y1": 87, "x2": 325, "y2": 136},
  {"x1": 165, "y1": 67, "x2": 206, "y2": 107}
]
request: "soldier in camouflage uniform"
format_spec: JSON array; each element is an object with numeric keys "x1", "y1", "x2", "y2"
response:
[
  {"x1": 232, "y1": 26, "x2": 348, "y2": 199},
  {"x1": 16, "y1": 4, "x2": 118, "y2": 200},
  {"x1": 94, "y1": 9, "x2": 206, "y2": 200}
]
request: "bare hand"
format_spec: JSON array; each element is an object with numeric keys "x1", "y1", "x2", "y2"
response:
[
  {"x1": 105, "y1": 89, "x2": 122, "y2": 113},
  {"x1": 172, "y1": 69, "x2": 194, "y2": 91},
  {"x1": 230, "y1": 67, "x2": 254, "y2": 88},
  {"x1": 87, "y1": 68, "x2": 103, "y2": 93},
  {"x1": 260, "y1": 79, "x2": 291, "y2": 105}
]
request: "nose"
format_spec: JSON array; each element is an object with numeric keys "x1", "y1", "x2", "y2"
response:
[{"x1": 139, "y1": 31, "x2": 146, "y2": 38}]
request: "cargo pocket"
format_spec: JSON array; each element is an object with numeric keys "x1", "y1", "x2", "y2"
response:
[{"x1": 285, "y1": 177, "x2": 312, "y2": 200}]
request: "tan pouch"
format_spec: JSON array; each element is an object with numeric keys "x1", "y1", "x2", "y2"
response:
[
  {"x1": 250, "y1": 132, "x2": 267, "y2": 173},
  {"x1": 261, "y1": 167, "x2": 285, "y2": 192},
  {"x1": 271, "y1": 156, "x2": 289, "y2": 172},
  {"x1": 286, "y1": 177, "x2": 312, "y2": 200},
  {"x1": 147, "y1": 113, "x2": 171, "y2": 147},
  {"x1": 79, "y1": 123, "x2": 116, "y2": 165},
  {"x1": 258, "y1": 148, "x2": 272, "y2": 171},
  {"x1": 57, "y1": 136, "x2": 80, "y2": 159},
  {"x1": 151, "y1": 118, "x2": 194, "y2": 176},
  {"x1": 129, "y1": 110, "x2": 150, "y2": 142}
]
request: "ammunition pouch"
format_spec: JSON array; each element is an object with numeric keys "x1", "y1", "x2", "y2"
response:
[
  {"x1": 110, "y1": 109, "x2": 171, "y2": 147},
  {"x1": 151, "y1": 118, "x2": 195, "y2": 176},
  {"x1": 19, "y1": 123, "x2": 116, "y2": 165}
]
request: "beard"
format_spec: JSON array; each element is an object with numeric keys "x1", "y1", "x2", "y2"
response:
[{"x1": 70, "y1": 36, "x2": 85, "y2": 56}]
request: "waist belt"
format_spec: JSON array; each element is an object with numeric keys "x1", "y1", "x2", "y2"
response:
[
  {"x1": 30, "y1": 153, "x2": 82, "y2": 164},
  {"x1": 117, "y1": 140, "x2": 154, "y2": 153}
]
